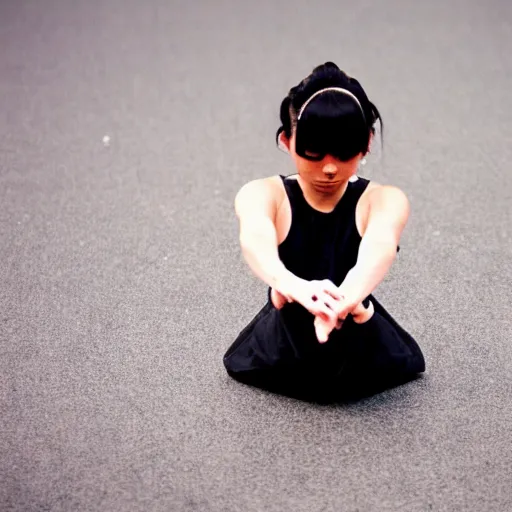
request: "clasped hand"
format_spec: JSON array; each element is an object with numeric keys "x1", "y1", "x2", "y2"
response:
[{"x1": 271, "y1": 278, "x2": 374, "y2": 343}]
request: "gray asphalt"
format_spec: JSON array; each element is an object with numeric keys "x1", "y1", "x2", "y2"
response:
[{"x1": 1, "y1": 1, "x2": 512, "y2": 511}]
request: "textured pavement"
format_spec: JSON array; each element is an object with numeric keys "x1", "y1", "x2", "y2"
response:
[{"x1": 1, "y1": 1, "x2": 512, "y2": 511}]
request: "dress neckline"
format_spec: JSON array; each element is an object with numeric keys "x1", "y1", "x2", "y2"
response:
[{"x1": 283, "y1": 174, "x2": 354, "y2": 215}]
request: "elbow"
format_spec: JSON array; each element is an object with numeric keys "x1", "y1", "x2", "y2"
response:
[
  {"x1": 239, "y1": 232, "x2": 251, "y2": 251},
  {"x1": 379, "y1": 238, "x2": 400, "y2": 259},
  {"x1": 359, "y1": 237, "x2": 398, "y2": 267},
  {"x1": 239, "y1": 232, "x2": 259, "y2": 258},
  {"x1": 367, "y1": 235, "x2": 399, "y2": 254}
]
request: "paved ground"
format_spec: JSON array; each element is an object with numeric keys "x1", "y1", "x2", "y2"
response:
[{"x1": 1, "y1": 0, "x2": 512, "y2": 511}]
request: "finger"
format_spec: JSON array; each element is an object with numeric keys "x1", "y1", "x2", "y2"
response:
[
  {"x1": 318, "y1": 293, "x2": 343, "y2": 314},
  {"x1": 270, "y1": 289, "x2": 287, "y2": 309},
  {"x1": 306, "y1": 296, "x2": 337, "y2": 319},
  {"x1": 276, "y1": 296, "x2": 287, "y2": 309},
  {"x1": 310, "y1": 304, "x2": 337, "y2": 323},
  {"x1": 315, "y1": 312, "x2": 337, "y2": 336},
  {"x1": 314, "y1": 317, "x2": 331, "y2": 343},
  {"x1": 351, "y1": 300, "x2": 371, "y2": 316},
  {"x1": 351, "y1": 301, "x2": 365, "y2": 316},
  {"x1": 353, "y1": 300, "x2": 375, "y2": 324},
  {"x1": 336, "y1": 302, "x2": 353, "y2": 321},
  {"x1": 321, "y1": 280, "x2": 343, "y2": 300},
  {"x1": 315, "y1": 324, "x2": 328, "y2": 343}
]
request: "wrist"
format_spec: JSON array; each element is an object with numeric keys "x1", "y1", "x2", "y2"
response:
[
  {"x1": 274, "y1": 269, "x2": 301, "y2": 298},
  {"x1": 339, "y1": 269, "x2": 368, "y2": 303}
]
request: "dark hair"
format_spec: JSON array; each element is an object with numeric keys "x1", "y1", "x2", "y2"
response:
[{"x1": 276, "y1": 62, "x2": 383, "y2": 162}]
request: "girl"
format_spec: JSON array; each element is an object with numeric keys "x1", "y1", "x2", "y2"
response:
[{"x1": 223, "y1": 62, "x2": 425, "y2": 401}]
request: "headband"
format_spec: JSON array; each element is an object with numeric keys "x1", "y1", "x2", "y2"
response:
[{"x1": 297, "y1": 87, "x2": 365, "y2": 121}]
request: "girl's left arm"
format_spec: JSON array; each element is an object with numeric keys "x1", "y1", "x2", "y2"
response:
[{"x1": 339, "y1": 185, "x2": 410, "y2": 307}]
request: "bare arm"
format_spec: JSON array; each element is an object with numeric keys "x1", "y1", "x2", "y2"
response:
[
  {"x1": 235, "y1": 178, "x2": 294, "y2": 290},
  {"x1": 340, "y1": 185, "x2": 410, "y2": 303}
]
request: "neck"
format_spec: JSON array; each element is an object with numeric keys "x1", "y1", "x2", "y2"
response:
[{"x1": 297, "y1": 176, "x2": 350, "y2": 213}]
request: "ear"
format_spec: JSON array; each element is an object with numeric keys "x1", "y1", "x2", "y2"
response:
[
  {"x1": 278, "y1": 131, "x2": 291, "y2": 152},
  {"x1": 367, "y1": 131, "x2": 374, "y2": 154}
]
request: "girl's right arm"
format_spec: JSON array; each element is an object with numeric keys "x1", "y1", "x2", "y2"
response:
[{"x1": 235, "y1": 178, "x2": 293, "y2": 292}]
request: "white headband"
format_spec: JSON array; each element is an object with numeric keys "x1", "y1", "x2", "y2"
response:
[{"x1": 297, "y1": 87, "x2": 365, "y2": 121}]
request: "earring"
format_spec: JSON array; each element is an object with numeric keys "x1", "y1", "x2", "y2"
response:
[{"x1": 360, "y1": 157, "x2": 367, "y2": 166}]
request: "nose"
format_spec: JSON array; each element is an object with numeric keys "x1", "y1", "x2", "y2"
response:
[{"x1": 322, "y1": 162, "x2": 338, "y2": 175}]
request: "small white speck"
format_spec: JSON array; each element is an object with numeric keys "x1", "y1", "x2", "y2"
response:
[
  {"x1": 433, "y1": 231, "x2": 440, "y2": 236},
  {"x1": 102, "y1": 135, "x2": 110, "y2": 146},
  {"x1": 163, "y1": 256, "x2": 168, "y2": 261}
]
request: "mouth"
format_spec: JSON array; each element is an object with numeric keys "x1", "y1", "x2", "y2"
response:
[{"x1": 314, "y1": 181, "x2": 341, "y2": 189}]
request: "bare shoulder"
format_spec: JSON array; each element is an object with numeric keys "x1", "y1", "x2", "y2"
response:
[
  {"x1": 357, "y1": 181, "x2": 410, "y2": 237},
  {"x1": 234, "y1": 175, "x2": 285, "y2": 220},
  {"x1": 361, "y1": 181, "x2": 410, "y2": 213}
]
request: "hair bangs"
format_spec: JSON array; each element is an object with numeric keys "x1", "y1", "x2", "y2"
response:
[{"x1": 295, "y1": 93, "x2": 369, "y2": 162}]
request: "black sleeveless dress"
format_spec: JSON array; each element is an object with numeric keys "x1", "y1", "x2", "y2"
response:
[{"x1": 223, "y1": 175, "x2": 425, "y2": 401}]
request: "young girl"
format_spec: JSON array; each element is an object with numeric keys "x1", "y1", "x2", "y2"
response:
[{"x1": 223, "y1": 62, "x2": 425, "y2": 401}]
